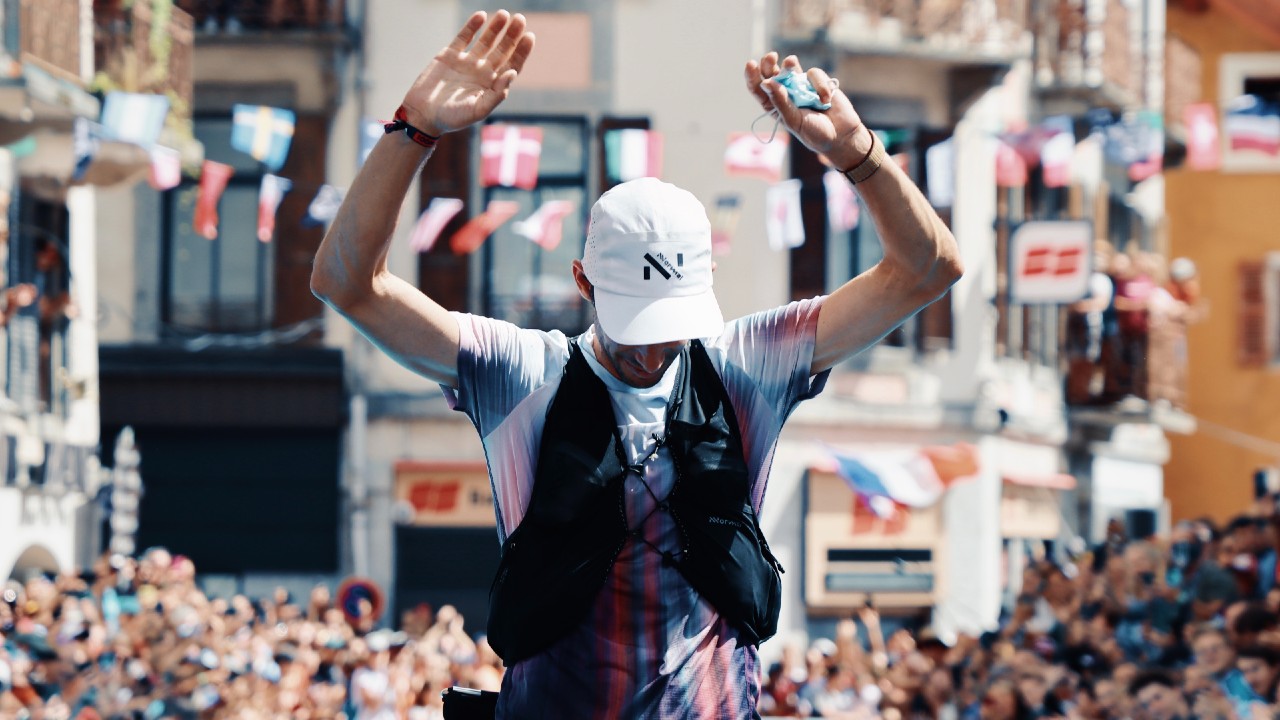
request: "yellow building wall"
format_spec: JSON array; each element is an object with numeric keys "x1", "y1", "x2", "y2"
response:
[{"x1": 1164, "y1": 7, "x2": 1280, "y2": 523}]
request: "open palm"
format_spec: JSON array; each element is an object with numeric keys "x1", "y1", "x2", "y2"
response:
[{"x1": 402, "y1": 10, "x2": 535, "y2": 137}]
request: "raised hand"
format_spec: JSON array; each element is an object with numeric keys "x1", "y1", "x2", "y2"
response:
[
  {"x1": 401, "y1": 10, "x2": 536, "y2": 137},
  {"x1": 744, "y1": 52, "x2": 871, "y2": 172}
]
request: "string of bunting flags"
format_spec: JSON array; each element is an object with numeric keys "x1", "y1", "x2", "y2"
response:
[{"x1": 17, "y1": 90, "x2": 1276, "y2": 254}]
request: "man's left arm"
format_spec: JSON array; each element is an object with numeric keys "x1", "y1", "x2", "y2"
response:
[{"x1": 745, "y1": 54, "x2": 963, "y2": 375}]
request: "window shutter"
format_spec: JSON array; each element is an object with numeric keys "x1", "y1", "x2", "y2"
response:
[{"x1": 1239, "y1": 260, "x2": 1267, "y2": 367}]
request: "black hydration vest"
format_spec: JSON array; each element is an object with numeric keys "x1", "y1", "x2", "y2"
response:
[{"x1": 485, "y1": 339, "x2": 783, "y2": 664}]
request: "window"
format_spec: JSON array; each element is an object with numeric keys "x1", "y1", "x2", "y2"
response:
[
  {"x1": 480, "y1": 117, "x2": 590, "y2": 334},
  {"x1": 1246, "y1": 252, "x2": 1280, "y2": 368},
  {"x1": 7, "y1": 195, "x2": 71, "y2": 416},
  {"x1": 795, "y1": 128, "x2": 954, "y2": 358},
  {"x1": 161, "y1": 115, "x2": 275, "y2": 335}
]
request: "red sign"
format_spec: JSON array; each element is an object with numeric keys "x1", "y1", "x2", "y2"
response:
[
  {"x1": 394, "y1": 462, "x2": 493, "y2": 527},
  {"x1": 1009, "y1": 221, "x2": 1092, "y2": 303}
]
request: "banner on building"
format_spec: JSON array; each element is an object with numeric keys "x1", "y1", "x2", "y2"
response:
[
  {"x1": 394, "y1": 461, "x2": 494, "y2": 527},
  {"x1": 1008, "y1": 221, "x2": 1092, "y2": 304},
  {"x1": 101, "y1": 92, "x2": 169, "y2": 147}
]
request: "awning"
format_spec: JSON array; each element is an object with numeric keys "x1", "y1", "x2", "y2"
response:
[{"x1": 15, "y1": 128, "x2": 152, "y2": 201}]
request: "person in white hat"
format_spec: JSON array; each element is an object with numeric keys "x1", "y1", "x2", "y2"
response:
[{"x1": 312, "y1": 10, "x2": 960, "y2": 719}]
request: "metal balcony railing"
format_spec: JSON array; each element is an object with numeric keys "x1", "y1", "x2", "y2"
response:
[
  {"x1": 782, "y1": 0, "x2": 1029, "y2": 57},
  {"x1": 94, "y1": 0, "x2": 195, "y2": 122},
  {"x1": 174, "y1": 0, "x2": 346, "y2": 33},
  {"x1": 19, "y1": 0, "x2": 83, "y2": 81}
]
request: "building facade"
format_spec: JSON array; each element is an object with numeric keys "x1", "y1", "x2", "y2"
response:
[{"x1": 1163, "y1": 0, "x2": 1280, "y2": 521}]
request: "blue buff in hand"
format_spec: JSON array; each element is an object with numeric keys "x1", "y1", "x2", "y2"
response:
[{"x1": 773, "y1": 70, "x2": 832, "y2": 111}]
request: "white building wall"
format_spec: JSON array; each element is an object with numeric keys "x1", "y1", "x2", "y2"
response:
[{"x1": 0, "y1": 489, "x2": 86, "y2": 580}]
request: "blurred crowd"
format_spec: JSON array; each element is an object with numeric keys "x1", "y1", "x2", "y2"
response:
[
  {"x1": 0, "y1": 547, "x2": 501, "y2": 719},
  {"x1": 1065, "y1": 243, "x2": 1202, "y2": 408},
  {"x1": 762, "y1": 497, "x2": 1280, "y2": 720},
  {"x1": 10, "y1": 493, "x2": 1280, "y2": 719}
]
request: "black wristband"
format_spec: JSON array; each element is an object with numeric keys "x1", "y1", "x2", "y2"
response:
[{"x1": 384, "y1": 106, "x2": 440, "y2": 148}]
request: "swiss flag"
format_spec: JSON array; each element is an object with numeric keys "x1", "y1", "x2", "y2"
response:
[{"x1": 480, "y1": 124, "x2": 543, "y2": 189}]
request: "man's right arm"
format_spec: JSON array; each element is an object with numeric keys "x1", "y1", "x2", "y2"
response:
[{"x1": 310, "y1": 10, "x2": 534, "y2": 389}]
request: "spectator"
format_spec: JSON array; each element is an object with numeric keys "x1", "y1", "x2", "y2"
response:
[
  {"x1": 1128, "y1": 669, "x2": 1190, "y2": 720},
  {"x1": 1191, "y1": 625, "x2": 1269, "y2": 718},
  {"x1": 1236, "y1": 645, "x2": 1280, "y2": 703}
]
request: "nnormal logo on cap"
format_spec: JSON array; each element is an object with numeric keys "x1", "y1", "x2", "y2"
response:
[{"x1": 642, "y1": 252, "x2": 684, "y2": 281}]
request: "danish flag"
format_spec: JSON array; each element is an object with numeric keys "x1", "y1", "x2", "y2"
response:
[{"x1": 480, "y1": 124, "x2": 543, "y2": 189}]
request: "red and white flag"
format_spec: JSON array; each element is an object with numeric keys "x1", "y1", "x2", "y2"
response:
[
  {"x1": 1184, "y1": 102, "x2": 1221, "y2": 171},
  {"x1": 724, "y1": 132, "x2": 789, "y2": 182},
  {"x1": 765, "y1": 179, "x2": 805, "y2": 251},
  {"x1": 257, "y1": 174, "x2": 291, "y2": 242},
  {"x1": 512, "y1": 199, "x2": 575, "y2": 251},
  {"x1": 193, "y1": 160, "x2": 234, "y2": 240},
  {"x1": 410, "y1": 198, "x2": 465, "y2": 253},
  {"x1": 995, "y1": 140, "x2": 1028, "y2": 188},
  {"x1": 149, "y1": 145, "x2": 182, "y2": 191},
  {"x1": 604, "y1": 129, "x2": 663, "y2": 183},
  {"x1": 480, "y1": 125, "x2": 543, "y2": 189},
  {"x1": 1041, "y1": 132, "x2": 1075, "y2": 188},
  {"x1": 450, "y1": 200, "x2": 520, "y2": 255},
  {"x1": 822, "y1": 170, "x2": 859, "y2": 232}
]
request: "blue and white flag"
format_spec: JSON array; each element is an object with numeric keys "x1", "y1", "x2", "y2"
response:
[
  {"x1": 231, "y1": 104, "x2": 296, "y2": 172},
  {"x1": 100, "y1": 92, "x2": 169, "y2": 147},
  {"x1": 1225, "y1": 94, "x2": 1280, "y2": 156},
  {"x1": 826, "y1": 446, "x2": 945, "y2": 519},
  {"x1": 303, "y1": 184, "x2": 345, "y2": 227}
]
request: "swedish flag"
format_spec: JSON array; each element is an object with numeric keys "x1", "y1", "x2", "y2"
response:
[{"x1": 230, "y1": 104, "x2": 296, "y2": 172}]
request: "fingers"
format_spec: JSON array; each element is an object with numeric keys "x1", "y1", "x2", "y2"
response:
[
  {"x1": 806, "y1": 66, "x2": 837, "y2": 104},
  {"x1": 505, "y1": 32, "x2": 535, "y2": 76},
  {"x1": 472, "y1": 9, "x2": 511, "y2": 55},
  {"x1": 486, "y1": 12, "x2": 528, "y2": 68},
  {"x1": 759, "y1": 75, "x2": 803, "y2": 129},
  {"x1": 743, "y1": 60, "x2": 772, "y2": 111},
  {"x1": 445, "y1": 11, "x2": 487, "y2": 54},
  {"x1": 759, "y1": 51, "x2": 780, "y2": 79}
]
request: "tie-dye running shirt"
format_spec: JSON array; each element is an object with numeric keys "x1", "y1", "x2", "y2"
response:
[{"x1": 444, "y1": 297, "x2": 828, "y2": 720}]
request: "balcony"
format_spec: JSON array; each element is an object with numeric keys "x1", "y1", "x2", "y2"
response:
[
  {"x1": 17, "y1": 0, "x2": 83, "y2": 81},
  {"x1": 1064, "y1": 303, "x2": 1195, "y2": 434},
  {"x1": 0, "y1": 0, "x2": 100, "y2": 144},
  {"x1": 93, "y1": 0, "x2": 196, "y2": 125},
  {"x1": 174, "y1": 0, "x2": 346, "y2": 34},
  {"x1": 1033, "y1": 0, "x2": 1143, "y2": 111},
  {"x1": 780, "y1": 0, "x2": 1031, "y2": 62}
]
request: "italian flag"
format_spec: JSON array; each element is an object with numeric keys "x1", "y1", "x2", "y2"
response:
[{"x1": 605, "y1": 129, "x2": 663, "y2": 183}]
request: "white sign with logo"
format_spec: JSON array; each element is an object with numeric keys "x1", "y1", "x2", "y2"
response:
[{"x1": 1009, "y1": 221, "x2": 1092, "y2": 304}]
